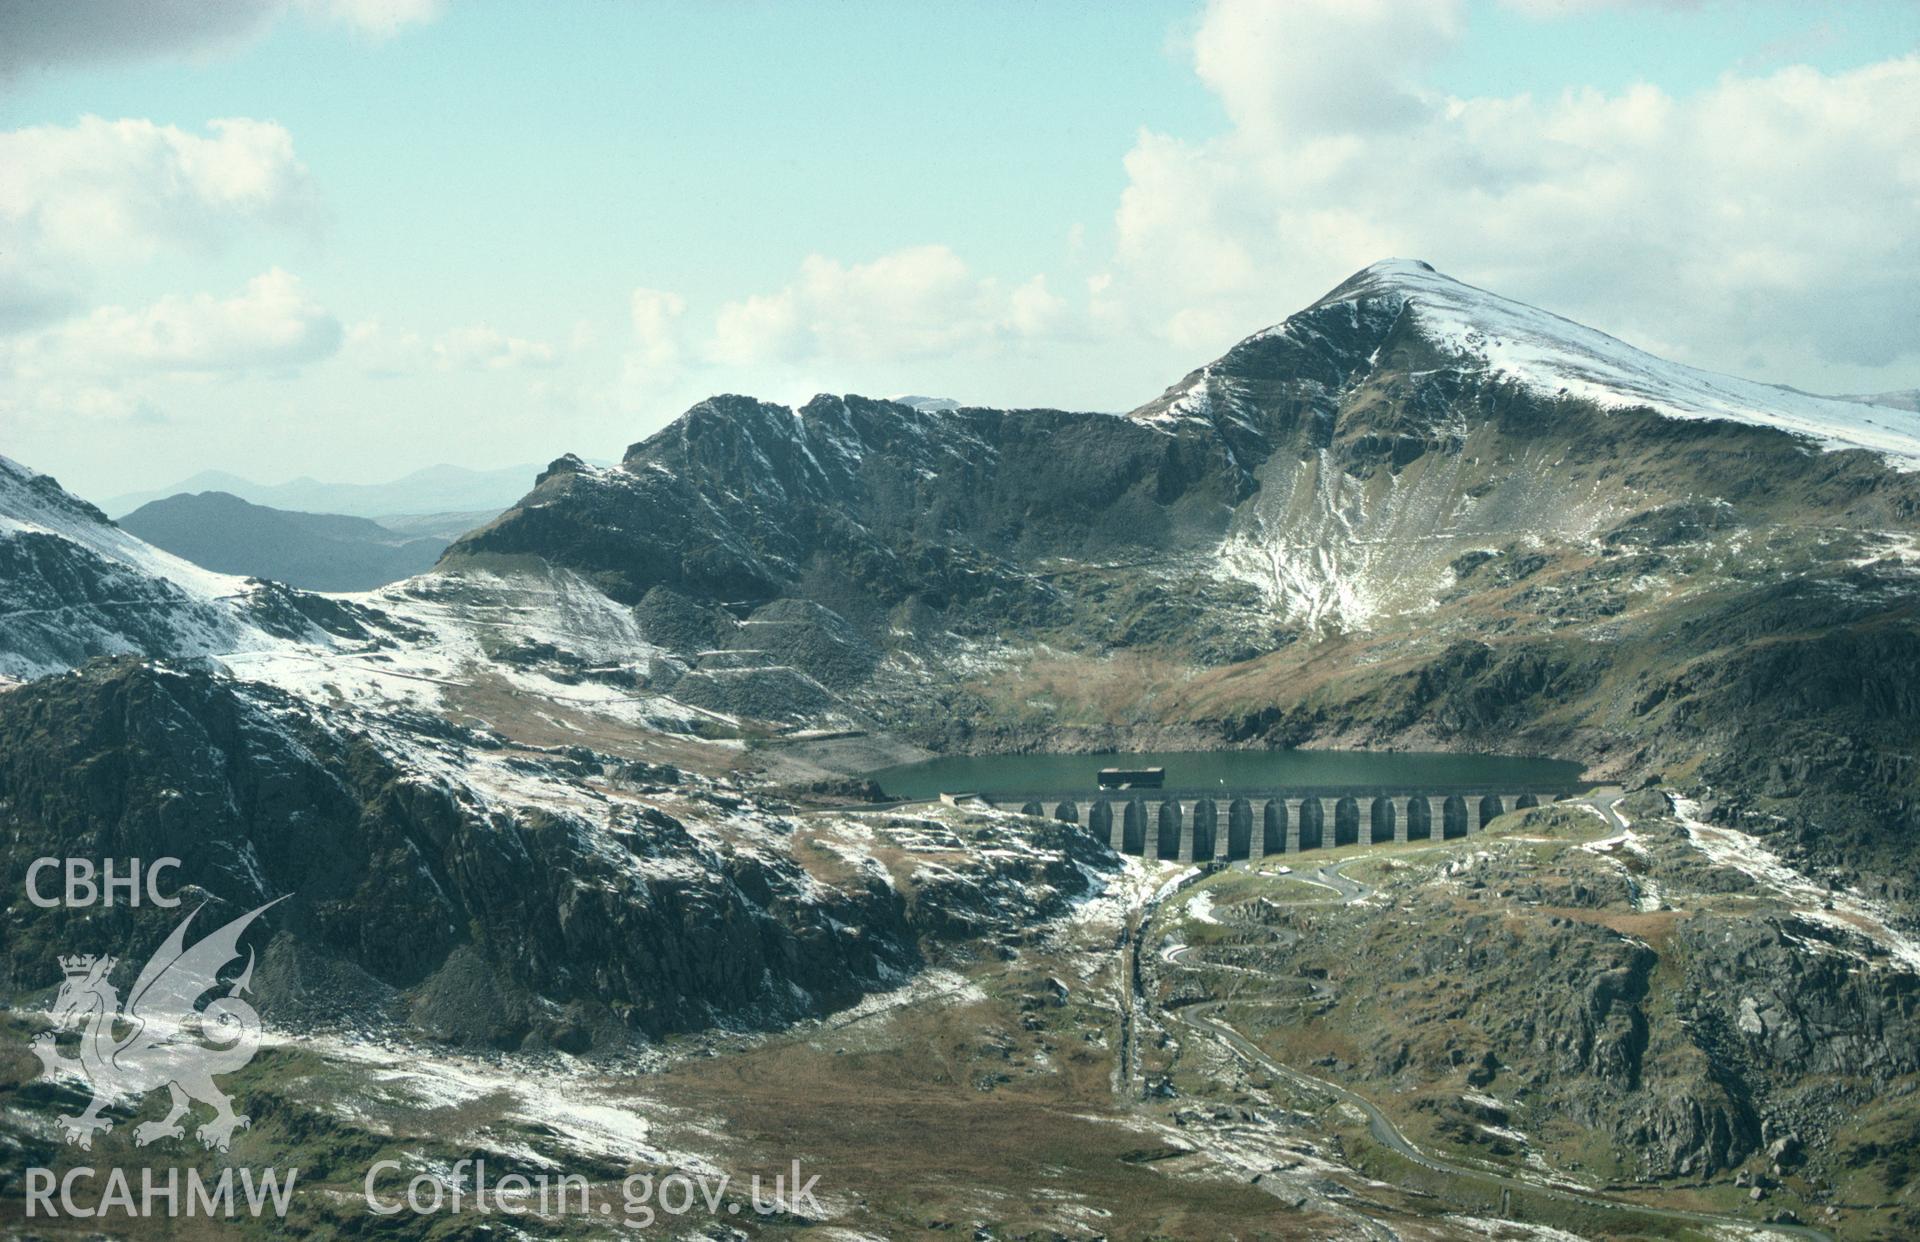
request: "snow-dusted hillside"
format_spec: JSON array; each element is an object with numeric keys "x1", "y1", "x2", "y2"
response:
[
  {"x1": 1307, "y1": 259, "x2": 1920, "y2": 469},
  {"x1": 220, "y1": 563, "x2": 730, "y2": 739},
  {"x1": 0, "y1": 455, "x2": 299, "y2": 678},
  {"x1": 0, "y1": 455, "x2": 252, "y2": 600},
  {"x1": 0, "y1": 457, "x2": 716, "y2": 742}
]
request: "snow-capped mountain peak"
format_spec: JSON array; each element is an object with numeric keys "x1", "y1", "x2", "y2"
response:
[{"x1": 1302, "y1": 259, "x2": 1920, "y2": 469}]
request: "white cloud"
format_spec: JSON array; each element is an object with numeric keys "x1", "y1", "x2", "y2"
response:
[
  {"x1": 1007, "y1": 275, "x2": 1069, "y2": 339},
  {"x1": 1190, "y1": 0, "x2": 1461, "y2": 138},
  {"x1": 6, "y1": 269, "x2": 342, "y2": 377},
  {"x1": 709, "y1": 244, "x2": 1071, "y2": 366},
  {"x1": 0, "y1": 0, "x2": 442, "y2": 76},
  {"x1": 296, "y1": 0, "x2": 444, "y2": 41},
  {"x1": 0, "y1": 115, "x2": 318, "y2": 333},
  {"x1": 1101, "y1": 0, "x2": 1920, "y2": 387},
  {"x1": 432, "y1": 324, "x2": 557, "y2": 371},
  {"x1": 629, "y1": 287, "x2": 687, "y2": 371},
  {"x1": 710, "y1": 290, "x2": 802, "y2": 367},
  {"x1": 609, "y1": 287, "x2": 691, "y2": 415},
  {"x1": 0, "y1": 116, "x2": 314, "y2": 261},
  {"x1": 341, "y1": 319, "x2": 562, "y2": 375}
]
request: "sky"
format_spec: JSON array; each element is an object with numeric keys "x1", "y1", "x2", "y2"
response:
[{"x1": 2, "y1": 0, "x2": 1918, "y2": 505}]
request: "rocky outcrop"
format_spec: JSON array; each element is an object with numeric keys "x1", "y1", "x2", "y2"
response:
[
  {"x1": 1218, "y1": 818, "x2": 1920, "y2": 1182},
  {"x1": 0, "y1": 661, "x2": 1105, "y2": 1048},
  {"x1": 1679, "y1": 914, "x2": 1920, "y2": 1084}
]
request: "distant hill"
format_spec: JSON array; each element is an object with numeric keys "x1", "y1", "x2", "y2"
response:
[
  {"x1": 102, "y1": 461, "x2": 588, "y2": 520},
  {"x1": 119, "y1": 492, "x2": 451, "y2": 591},
  {"x1": 363, "y1": 509, "x2": 502, "y2": 540},
  {"x1": 1835, "y1": 388, "x2": 1920, "y2": 414}
]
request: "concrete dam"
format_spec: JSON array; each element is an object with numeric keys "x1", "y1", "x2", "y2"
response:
[{"x1": 984, "y1": 786, "x2": 1579, "y2": 863}]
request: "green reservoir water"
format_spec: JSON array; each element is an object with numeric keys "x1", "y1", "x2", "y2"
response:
[{"x1": 870, "y1": 750, "x2": 1586, "y2": 800}]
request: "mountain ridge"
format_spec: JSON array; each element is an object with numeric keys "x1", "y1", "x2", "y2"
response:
[{"x1": 5, "y1": 261, "x2": 1919, "y2": 895}]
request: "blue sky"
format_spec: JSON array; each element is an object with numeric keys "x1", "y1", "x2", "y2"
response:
[{"x1": 3, "y1": 0, "x2": 1918, "y2": 502}]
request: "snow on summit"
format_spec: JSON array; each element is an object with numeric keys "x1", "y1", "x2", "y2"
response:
[{"x1": 1316, "y1": 259, "x2": 1920, "y2": 470}]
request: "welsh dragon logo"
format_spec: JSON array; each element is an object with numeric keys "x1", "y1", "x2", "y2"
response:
[{"x1": 30, "y1": 898, "x2": 284, "y2": 1152}]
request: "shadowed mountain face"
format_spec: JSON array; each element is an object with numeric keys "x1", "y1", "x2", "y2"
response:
[{"x1": 120, "y1": 491, "x2": 453, "y2": 591}]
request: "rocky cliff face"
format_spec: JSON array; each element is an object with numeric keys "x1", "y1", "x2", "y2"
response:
[{"x1": 0, "y1": 660, "x2": 1110, "y2": 1049}]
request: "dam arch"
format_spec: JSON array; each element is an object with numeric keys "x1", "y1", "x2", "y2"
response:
[
  {"x1": 1156, "y1": 800, "x2": 1182, "y2": 860},
  {"x1": 1334, "y1": 796, "x2": 1361, "y2": 847},
  {"x1": 1368, "y1": 796, "x2": 1395, "y2": 845},
  {"x1": 1227, "y1": 798, "x2": 1253, "y2": 860},
  {"x1": 1122, "y1": 800, "x2": 1146, "y2": 855},
  {"x1": 1405, "y1": 795, "x2": 1432, "y2": 841},
  {"x1": 1090, "y1": 800, "x2": 1114, "y2": 848},
  {"x1": 1298, "y1": 797, "x2": 1324, "y2": 850},
  {"x1": 1192, "y1": 799, "x2": 1218, "y2": 862}
]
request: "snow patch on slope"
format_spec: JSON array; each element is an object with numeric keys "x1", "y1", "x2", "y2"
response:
[
  {"x1": 1673, "y1": 795, "x2": 1920, "y2": 973},
  {"x1": 1209, "y1": 441, "x2": 1627, "y2": 634},
  {"x1": 0, "y1": 455, "x2": 251, "y2": 600},
  {"x1": 224, "y1": 564, "x2": 722, "y2": 736},
  {"x1": 886, "y1": 394, "x2": 962, "y2": 413}
]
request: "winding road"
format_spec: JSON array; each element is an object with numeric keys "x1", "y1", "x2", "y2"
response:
[{"x1": 1147, "y1": 850, "x2": 1835, "y2": 1242}]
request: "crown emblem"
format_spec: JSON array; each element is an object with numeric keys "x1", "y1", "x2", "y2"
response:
[{"x1": 59, "y1": 954, "x2": 104, "y2": 977}]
